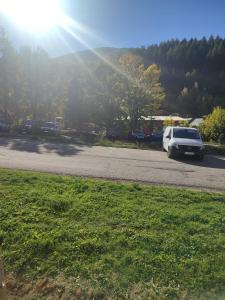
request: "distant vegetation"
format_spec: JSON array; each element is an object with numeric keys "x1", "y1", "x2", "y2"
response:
[
  {"x1": 0, "y1": 29, "x2": 164, "y2": 131},
  {"x1": 133, "y1": 37, "x2": 225, "y2": 116},
  {"x1": 0, "y1": 28, "x2": 225, "y2": 132}
]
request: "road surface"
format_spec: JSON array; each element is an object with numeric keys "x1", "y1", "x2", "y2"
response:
[{"x1": 0, "y1": 138, "x2": 225, "y2": 191}]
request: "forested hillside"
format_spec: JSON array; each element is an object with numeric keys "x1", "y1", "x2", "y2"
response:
[
  {"x1": 0, "y1": 30, "x2": 225, "y2": 129},
  {"x1": 132, "y1": 37, "x2": 225, "y2": 116},
  {"x1": 0, "y1": 29, "x2": 164, "y2": 130}
]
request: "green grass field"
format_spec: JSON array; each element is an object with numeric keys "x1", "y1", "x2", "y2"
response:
[{"x1": 1, "y1": 169, "x2": 225, "y2": 299}]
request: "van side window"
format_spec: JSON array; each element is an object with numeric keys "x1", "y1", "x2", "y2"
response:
[{"x1": 168, "y1": 129, "x2": 171, "y2": 138}]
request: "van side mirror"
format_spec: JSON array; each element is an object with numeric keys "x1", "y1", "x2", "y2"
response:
[{"x1": 166, "y1": 135, "x2": 171, "y2": 139}]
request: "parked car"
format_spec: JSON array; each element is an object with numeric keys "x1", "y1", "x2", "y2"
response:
[
  {"x1": 17, "y1": 120, "x2": 33, "y2": 133},
  {"x1": 0, "y1": 121, "x2": 10, "y2": 132},
  {"x1": 17, "y1": 120, "x2": 42, "y2": 134},
  {"x1": 146, "y1": 132, "x2": 163, "y2": 142},
  {"x1": 163, "y1": 126, "x2": 204, "y2": 160},
  {"x1": 129, "y1": 130, "x2": 145, "y2": 140},
  {"x1": 40, "y1": 122, "x2": 59, "y2": 135},
  {"x1": 106, "y1": 127, "x2": 123, "y2": 139}
]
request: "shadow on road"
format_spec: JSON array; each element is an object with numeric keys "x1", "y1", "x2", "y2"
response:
[
  {"x1": 176, "y1": 155, "x2": 225, "y2": 169},
  {"x1": 43, "y1": 143, "x2": 83, "y2": 156},
  {"x1": 10, "y1": 139, "x2": 41, "y2": 153},
  {"x1": 0, "y1": 138, "x2": 88, "y2": 156},
  {"x1": 0, "y1": 138, "x2": 10, "y2": 147}
]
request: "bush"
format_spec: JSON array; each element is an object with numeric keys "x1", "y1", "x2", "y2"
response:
[
  {"x1": 163, "y1": 119, "x2": 176, "y2": 127},
  {"x1": 200, "y1": 107, "x2": 225, "y2": 143},
  {"x1": 179, "y1": 120, "x2": 189, "y2": 127}
]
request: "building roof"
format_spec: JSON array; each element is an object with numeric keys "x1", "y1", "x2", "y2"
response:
[
  {"x1": 142, "y1": 116, "x2": 190, "y2": 121},
  {"x1": 190, "y1": 118, "x2": 204, "y2": 127}
]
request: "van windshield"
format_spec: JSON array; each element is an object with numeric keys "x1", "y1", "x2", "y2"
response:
[{"x1": 173, "y1": 128, "x2": 201, "y2": 139}]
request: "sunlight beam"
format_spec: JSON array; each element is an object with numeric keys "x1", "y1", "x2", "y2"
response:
[{"x1": 60, "y1": 17, "x2": 129, "y2": 80}]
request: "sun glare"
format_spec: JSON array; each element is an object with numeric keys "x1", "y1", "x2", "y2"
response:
[
  {"x1": 0, "y1": 0, "x2": 116, "y2": 72},
  {"x1": 0, "y1": 0, "x2": 62, "y2": 32}
]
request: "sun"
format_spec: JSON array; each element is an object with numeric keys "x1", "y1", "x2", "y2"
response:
[{"x1": 0, "y1": 0, "x2": 62, "y2": 32}]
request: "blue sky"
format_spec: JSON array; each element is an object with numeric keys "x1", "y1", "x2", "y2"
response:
[{"x1": 1, "y1": 0, "x2": 225, "y2": 56}]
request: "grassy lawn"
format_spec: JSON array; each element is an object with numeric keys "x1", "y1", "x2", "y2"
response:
[{"x1": 1, "y1": 169, "x2": 225, "y2": 299}]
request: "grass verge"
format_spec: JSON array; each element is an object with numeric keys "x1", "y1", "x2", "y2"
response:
[
  {"x1": 1, "y1": 169, "x2": 225, "y2": 299},
  {"x1": 8, "y1": 132, "x2": 162, "y2": 151},
  {"x1": 205, "y1": 143, "x2": 225, "y2": 156},
  {"x1": 8, "y1": 133, "x2": 225, "y2": 155}
]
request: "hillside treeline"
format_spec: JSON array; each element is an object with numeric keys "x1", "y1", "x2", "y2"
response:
[
  {"x1": 0, "y1": 29, "x2": 164, "y2": 130},
  {"x1": 1, "y1": 29, "x2": 225, "y2": 130},
  {"x1": 133, "y1": 36, "x2": 225, "y2": 116}
]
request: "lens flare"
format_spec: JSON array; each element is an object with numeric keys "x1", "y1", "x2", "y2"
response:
[
  {"x1": 0, "y1": 0, "x2": 62, "y2": 32},
  {"x1": 0, "y1": 0, "x2": 129, "y2": 80}
]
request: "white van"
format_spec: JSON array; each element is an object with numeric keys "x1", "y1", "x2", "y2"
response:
[{"x1": 163, "y1": 127, "x2": 204, "y2": 160}]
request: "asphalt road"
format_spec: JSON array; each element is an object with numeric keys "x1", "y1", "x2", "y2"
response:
[{"x1": 0, "y1": 137, "x2": 225, "y2": 191}]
